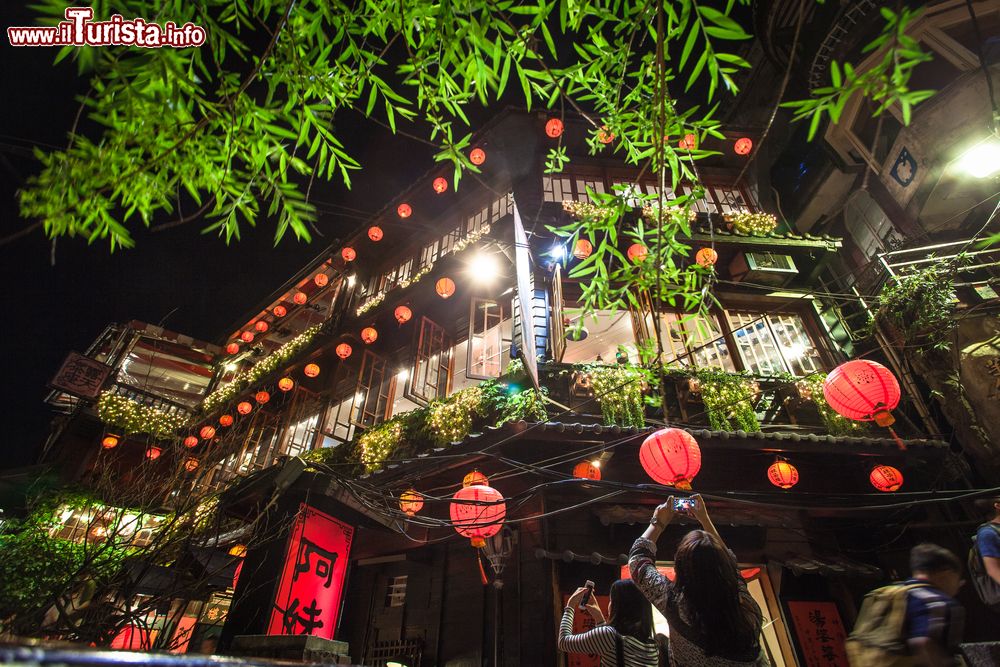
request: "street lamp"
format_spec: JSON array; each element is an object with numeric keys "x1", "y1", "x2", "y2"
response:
[{"x1": 955, "y1": 133, "x2": 1000, "y2": 179}]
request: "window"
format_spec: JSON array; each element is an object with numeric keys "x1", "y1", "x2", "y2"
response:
[
  {"x1": 562, "y1": 310, "x2": 638, "y2": 364},
  {"x1": 385, "y1": 575, "x2": 408, "y2": 607},
  {"x1": 407, "y1": 317, "x2": 453, "y2": 403},
  {"x1": 354, "y1": 350, "x2": 393, "y2": 426},
  {"x1": 844, "y1": 191, "x2": 904, "y2": 259},
  {"x1": 727, "y1": 311, "x2": 823, "y2": 376},
  {"x1": 420, "y1": 238, "x2": 440, "y2": 269},
  {"x1": 642, "y1": 312, "x2": 736, "y2": 371},
  {"x1": 543, "y1": 175, "x2": 605, "y2": 203},
  {"x1": 281, "y1": 392, "x2": 323, "y2": 457},
  {"x1": 439, "y1": 224, "x2": 464, "y2": 256},
  {"x1": 468, "y1": 298, "x2": 509, "y2": 379}
]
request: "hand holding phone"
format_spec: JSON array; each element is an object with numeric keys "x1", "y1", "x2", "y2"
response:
[
  {"x1": 673, "y1": 497, "x2": 695, "y2": 513},
  {"x1": 579, "y1": 580, "x2": 595, "y2": 609}
]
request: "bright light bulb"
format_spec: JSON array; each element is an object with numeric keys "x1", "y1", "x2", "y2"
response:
[
  {"x1": 956, "y1": 135, "x2": 1000, "y2": 179},
  {"x1": 224, "y1": 362, "x2": 238, "y2": 372},
  {"x1": 591, "y1": 459, "x2": 602, "y2": 468},
  {"x1": 469, "y1": 252, "x2": 500, "y2": 282},
  {"x1": 347, "y1": 274, "x2": 357, "y2": 286},
  {"x1": 549, "y1": 244, "x2": 566, "y2": 259}
]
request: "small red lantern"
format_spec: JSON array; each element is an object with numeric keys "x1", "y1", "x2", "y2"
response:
[
  {"x1": 240, "y1": 331, "x2": 255, "y2": 343},
  {"x1": 342, "y1": 247, "x2": 356, "y2": 262},
  {"x1": 823, "y1": 360, "x2": 901, "y2": 427},
  {"x1": 199, "y1": 425, "x2": 216, "y2": 440},
  {"x1": 368, "y1": 226, "x2": 383, "y2": 242},
  {"x1": 469, "y1": 148, "x2": 486, "y2": 165},
  {"x1": 573, "y1": 460, "x2": 601, "y2": 481},
  {"x1": 225, "y1": 342, "x2": 240, "y2": 355},
  {"x1": 545, "y1": 118, "x2": 564, "y2": 138},
  {"x1": 463, "y1": 470, "x2": 489, "y2": 488},
  {"x1": 734, "y1": 137, "x2": 753, "y2": 155},
  {"x1": 435, "y1": 277, "x2": 456, "y2": 299},
  {"x1": 184, "y1": 457, "x2": 200, "y2": 472},
  {"x1": 394, "y1": 305, "x2": 412, "y2": 325},
  {"x1": 254, "y1": 320, "x2": 269, "y2": 333},
  {"x1": 696, "y1": 247, "x2": 718, "y2": 267},
  {"x1": 432, "y1": 177, "x2": 448, "y2": 194},
  {"x1": 145, "y1": 446, "x2": 162, "y2": 461},
  {"x1": 101, "y1": 435, "x2": 119, "y2": 450},
  {"x1": 361, "y1": 327, "x2": 378, "y2": 344},
  {"x1": 397, "y1": 203, "x2": 412, "y2": 219},
  {"x1": 219, "y1": 414, "x2": 234, "y2": 427},
  {"x1": 314, "y1": 273, "x2": 329, "y2": 287},
  {"x1": 679, "y1": 134, "x2": 697, "y2": 150},
  {"x1": 278, "y1": 377, "x2": 294, "y2": 392},
  {"x1": 597, "y1": 126, "x2": 614, "y2": 144},
  {"x1": 183, "y1": 435, "x2": 199, "y2": 448},
  {"x1": 255, "y1": 391, "x2": 270, "y2": 404},
  {"x1": 767, "y1": 458, "x2": 799, "y2": 489},
  {"x1": 336, "y1": 342, "x2": 353, "y2": 359},
  {"x1": 639, "y1": 428, "x2": 702, "y2": 490},
  {"x1": 304, "y1": 363, "x2": 320, "y2": 378},
  {"x1": 237, "y1": 401, "x2": 253, "y2": 415},
  {"x1": 627, "y1": 243, "x2": 648, "y2": 263},
  {"x1": 450, "y1": 484, "x2": 505, "y2": 548},
  {"x1": 573, "y1": 239, "x2": 593, "y2": 260},
  {"x1": 293, "y1": 292, "x2": 307, "y2": 305},
  {"x1": 870, "y1": 464, "x2": 903, "y2": 492},
  {"x1": 399, "y1": 489, "x2": 424, "y2": 516},
  {"x1": 228, "y1": 544, "x2": 248, "y2": 558},
  {"x1": 273, "y1": 305, "x2": 287, "y2": 317}
]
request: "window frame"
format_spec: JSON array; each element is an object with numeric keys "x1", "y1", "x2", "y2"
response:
[{"x1": 406, "y1": 316, "x2": 454, "y2": 405}]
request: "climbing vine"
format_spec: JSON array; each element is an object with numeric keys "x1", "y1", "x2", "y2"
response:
[{"x1": 694, "y1": 369, "x2": 760, "y2": 432}]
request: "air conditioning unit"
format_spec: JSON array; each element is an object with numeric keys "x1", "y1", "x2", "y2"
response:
[{"x1": 729, "y1": 251, "x2": 798, "y2": 286}]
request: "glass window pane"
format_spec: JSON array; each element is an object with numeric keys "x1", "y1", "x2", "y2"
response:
[
  {"x1": 408, "y1": 317, "x2": 453, "y2": 403},
  {"x1": 468, "y1": 299, "x2": 507, "y2": 379},
  {"x1": 728, "y1": 311, "x2": 787, "y2": 375},
  {"x1": 768, "y1": 313, "x2": 823, "y2": 375},
  {"x1": 562, "y1": 310, "x2": 637, "y2": 364}
]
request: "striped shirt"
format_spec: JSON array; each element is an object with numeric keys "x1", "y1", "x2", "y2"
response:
[{"x1": 558, "y1": 606, "x2": 659, "y2": 666}]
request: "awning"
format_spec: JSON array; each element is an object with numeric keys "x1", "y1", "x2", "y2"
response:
[{"x1": 776, "y1": 554, "x2": 883, "y2": 579}]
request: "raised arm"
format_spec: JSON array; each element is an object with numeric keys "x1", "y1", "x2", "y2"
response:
[
  {"x1": 558, "y1": 587, "x2": 616, "y2": 655},
  {"x1": 690, "y1": 494, "x2": 724, "y2": 546},
  {"x1": 629, "y1": 498, "x2": 676, "y2": 612}
]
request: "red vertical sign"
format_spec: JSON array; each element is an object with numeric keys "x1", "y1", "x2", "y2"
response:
[
  {"x1": 787, "y1": 600, "x2": 849, "y2": 667},
  {"x1": 267, "y1": 504, "x2": 354, "y2": 639}
]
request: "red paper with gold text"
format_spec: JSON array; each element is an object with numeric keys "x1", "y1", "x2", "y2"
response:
[
  {"x1": 561, "y1": 593, "x2": 611, "y2": 667},
  {"x1": 786, "y1": 600, "x2": 849, "y2": 667}
]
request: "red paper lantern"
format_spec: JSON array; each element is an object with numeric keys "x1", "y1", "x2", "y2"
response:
[
  {"x1": 870, "y1": 464, "x2": 903, "y2": 492},
  {"x1": 304, "y1": 363, "x2": 320, "y2": 378},
  {"x1": 450, "y1": 484, "x2": 505, "y2": 548},
  {"x1": 361, "y1": 327, "x2": 378, "y2": 344},
  {"x1": 639, "y1": 428, "x2": 702, "y2": 490},
  {"x1": 397, "y1": 203, "x2": 412, "y2": 219},
  {"x1": 101, "y1": 435, "x2": 119, "y2": 450},
  {"x1": 627, "y1": 243, "x2": 648, "y2": 263},
  {"x1": 573, "y1": 460, "x2": 601, "y2": 481},
  {"x1": 255, "y1": 391, "x2": 270, "y2": 404},
  {"x1": 394, "y1": 305, "x2": 412, "y2": 325},
  {"x1": 314, "y1": 273, "x2": 329, "y2": 287},
  {"x1": 237, "y1": 401, "x2": 253, "y2": 415},
  {"x1": 767, "y1": 458, "x2": 799, "y2": 489},
  {"x1": 679, "y1": 134, "x2": 697, "y2": 150},
  {"x1": 336, "y1": 343, "x2": 353, "y2": 359},
  {"x1": 545, "y1": 118, "x2": 564, "y2": 138},
  {"x1": 597, "y1": 126, "x2": 615, "y2": 144},
  {"x1": 342, "y1": 247, "x2": 356, "y2": 262},
  {"x1": 145, "y1": 446, "x2": 162, "y2": 461},
  {"x1": 199, "y1": 425, "x2": 216, "y2": 440},
  {"x1": 469, "y1": 148, "x2": 486, "y2": 165},
  {"x1": 293, "y1": 291, "x2": 307, "y2": 305},
  {"x1": 432, "y1": 177, "x2": 448, "y2": 194},
  {"x1": 823, "y1": 360, "x2": 901, "y2": 426},
  {"x1": 278, "y1": 377, "x2": 294, "y2": 392},
  {"x1": 734, "y1": 137, "x2": 753, "y2": 155},
  {"x1": 399, "y1": 489, "x2": 424, "y2": 516},
  {"x1": 254, "y1": 320, "x2": 269, "y2": 333},
  {"x1": 273, "y1": 305, "x2": 287, "y2": 317},
  {"x1": 573, "y1": 239, "x2": 593, "y2": 260},
  {"x1": 368, "y1": 226, "x2": 383, "y2": 242},
  {"x1": 435, "y1": 277, "x2": 456, "y2": 299},
  {"x1": 183, "y1": 435, "x2": 199, "y2": 448},
  {"x1": 225, "y1": 342, "x2": 240, "y2": 355},
  {"x1": 463, "y1": 470, "x2": 489, "y2": 488},
  {"x1": 696, "y1": 247, "x2": 718, "y2": 267},
  {"x1": 184, "y1": 457, "x2": 200, "y2": 472},
  {"x1": 219, "y1": 414, "x2": 234, "y2": 427},
  {"x1": 240, "y1": 331, "x2": 254, "y2": 343}
]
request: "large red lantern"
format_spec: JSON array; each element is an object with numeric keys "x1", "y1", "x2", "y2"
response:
[
  {"x1": 341, "y1": 247, "x2": 356, "y2": 262},
  {"x1": 278, "y1": 377, "x2": 294, "y2": 392},
  {"x1": 435, "y1": 277, "x2": 456, "y2": 299},
  {"x1": 314, "y1": 273, "x2": 329, "y2": 287},
  {"x1": 823, "y1": 360, "x2": 901, "y2": 427},
  {"x1": 304, "y1": 363, "x2": 321, "y2": 378},
  {"x1": 734, "y1": 137, "x2": 753, "y2": 155},
  {"x1": 255, "y1": 391, "x2": 270, "y2": 404},
  {"x1": 336, "y1": 342, "x2": 353, "y2": 359},
  {"x1": 469, "y1": 148, "x2": 486, "y2": 165},
  {"x1": 183, "y1": 435, "x2": 199, "y2": 448},
  {"x1": 361, "y1": 327, "x2": 378, "y2": 344},
  {"x1": 237, "y1": 401, "x2": 253, "y2": 415},
  {"x1": 573, "y1": 239, "x2": 593, "y2": 260},
  {"x1": 254, "y1": 320, "x2": 269, "y2": 333},
  {"x1": 199, "y1": 425, "x2": 216, "y2": 440},
  {"x1": 639, "y1": 428, "x2": 702, "y2": 490},
  {"x1": 696, "y1": 247, "x2": 718, "y2": 267},
  {"x1": 273, "y1": 305, "x2": 287, "y2": 317},
  {"x1": 397, "y1": 203, "x2": 412, "y2": 219},
  {"x1": 240, "y1": 331, "x2": 255, "y2": 343},
  {"x1": 219, "y1": 414, "x2": 234, "y2": 427},
  {"x1": 394, "y1": 305, "x2": 412, "y2": 325},
  {"x1": 432, "y1": 177, "x2": 448, "y2": 194},
  {"x1": 293, "y1": 291, "x2": 307, "y2": 305},
  {"x1": 225, "y1": 342, "x2": 240, "y2": 355},
  {"x1": 463, "y1": 470, "x2": 489, "y2": 488},
  {"x1": 101, "y1": 435, "x2": 120, "y2": 450},
  {"x1": 597, "y1": 126, "x2": 614, "y2": 144},
  {"x1": 145, "y1": 446, "x2": 162, "y2": 461},
  {"x1": 679, "y1": 134, "x2": 697, "y2": 150},
  {"x1": 545, "y1": 118, "x2": 564, "y2": 138},
  {"x1": 767, "y1": 458, "x2": 799, "y2": 489},
  {"x1": 870, "y1": 464, "x2": 903, "y2": 492},
  {"x1": 627, "y1": 243, "x2": 648, "y2": 263},
  {"x1": 368, "y1": 226, "x2": 383, "y2": 242},
  {"x1": 573, "y1": 460, "x2": 601, "y2": 481},
  {"x1": 399, "y1": 489, "x2": 424, "y2": 516},
  {"x1": 450, "y1": 484, "x2": 505, "y2": 548}
]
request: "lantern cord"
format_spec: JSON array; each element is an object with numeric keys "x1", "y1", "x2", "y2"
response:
[{"x1": 886, "y1": 426, "x2": 907, "y2": 451}]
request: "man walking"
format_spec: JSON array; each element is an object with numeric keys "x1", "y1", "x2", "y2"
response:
[{"x1": 969, "y1": 495, "x2": 1000, "y2": 610}]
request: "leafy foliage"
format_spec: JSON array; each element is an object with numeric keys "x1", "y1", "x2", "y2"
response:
[
  {"x1": 875, "y1": 262, "x2": 959, "y2": 352},
  {"x1": 96, "y1": 391, "x2": 190, "y2": 438},
  {"x1": 694, "y1": 368, "x2": 760, "y2": 432},
  {"x1": 795, "y1": 373, "x2": 866, "y2": 437},
  {"x1": 583, "y1": 363, "x2": 646, "y2": 427}
]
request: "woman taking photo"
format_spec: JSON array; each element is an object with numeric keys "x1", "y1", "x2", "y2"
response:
[
  {"x1": 558, "y1": 578, "x2": 660, "y2": 666},
  {"x1": 629, "y1": 494, "x2": 769, "y2": 666}
]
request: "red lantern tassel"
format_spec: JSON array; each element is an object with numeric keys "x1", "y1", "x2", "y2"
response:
[
  {"x1": 887, "y1": 426, "x2": 907, "y2": 451},
  {"x1": 477, "y1": 551, "x2": 489, "y2": 586},
  {"x1": 675, "y1": 479, "x2": 693, "y2": 491}
]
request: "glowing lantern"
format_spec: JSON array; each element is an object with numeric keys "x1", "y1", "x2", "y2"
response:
[
  {"x1": 237, "y1": 401, "x2": 253, "y2": 415},
  {"x1": 433, "y1": 177, "x2": 448, "y2": 194},
  {"x1": 254, "y1": 320, "x2": 269, "y2": 333},
  {"x1": 627, "y1": 243, "x2": 648, "y2": 263},
  {"x1": 184, "y1": 457, "x2": 199, "y2": 472},
  {"x1": 368, "y1": 226, "x2": 383, "y2": 242},
  {"x1": 734, "y1": 137, "x2": 753, "y2": 155},
  {"x1": 101, "y1": 435, "x2": 120, "y2": 450},
  {"x1": 679, "y1": 134, "x2": 697, "y2": 150},
  {"x1": 767, "y1": 458, "x2": 799, "y2": 489},
  {"x1": 314, "y1": 273, "x2": 329, "y2": 287},
  {"x1": 573, "y1": 461, "x2": 601, "y2": 481},
  {"x1": 183, "y1": 435, "x2": 199, "y2": 448},
  {"x1": 278, "y1": 377, "x2": 294, "y2": 392},
  {"x1": 696, "y1": 247, "x2": 718, "y2": 267},
  {"x1": 219, "y1": 414, "x2": 234, "y2": 427},
  {"x1": 394, "y1": 305, "x2": 412, "y2": 325},
  {"x1": 342, "y1": 247, "x2": 356, "y2": 263},
  {"x1": 463, "y1": 470, "x2": 489, "y2": 488},
  {"x1": 361, "y1": 327, "x2": 378, "y2": 344},
  {"x1": 228, "y1": 544, "x2": 247, "y2": 558},
  {"x1": 399, "y1": 489, "x2": 424, "y2": 516},
  {"x1": 255, "y1": 391, "x2": 270, "y2": 404},
  {"x1": 273, "y1": 305, "x2": 287, "y2": 317},
  {"x1": 545, "y1": 118, "x2": 564, "y2": 138},
  {"x1": 870, "y1": 464, "x2": 903, "y2": 492},
  {"x1": 304, "y1": 363, "x2": 321, "y2": 378},
  {"x1": 470, "y1": 148, "x2": 486, "y2": 165},
  {"x1": 823, "y1": 360, "x2": 901, "y2": 427},
  {"x1": 145, "y1": 446, "x2": 162, "y2": 461},
  {"x1": 597, "y1": 126, "x2": 614, "y2": 144},
  {"x1": 240, "y1": 331, "x2": 255, "y2": 343},
  {"x1": 293, "y1": 292, "x2": 307, "y2": 305},
  {"x1": 199, "y1": 425, "x2": 216, "y2": 440},
  {"x1": 225, "y1": 342, "x2": 240, "y2": 355},
  {"x1": 435, "y1": 277, "x2": 456, "y2": 299},
  {"x1": 450, "y1": 484, "x2": 505, "y2": 548},
  {"x1": 573, "y1": 239, "x2": 593, "y2": 260},
  {"x1": 639, "y1": 428, "x2": 702, "y2": 490},
  {"x1": 336, "y1": 343, "x2": 353, "y2": 359}
]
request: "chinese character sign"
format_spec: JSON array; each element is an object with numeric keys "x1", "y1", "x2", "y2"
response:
[
  {"x1": 561, "y1": 593, "x2": 610, "y2": 667},
  {"x1": 49, "y1": 352, "x2": 112, "y2": 399},
  {"x1": 268, "y1": 504, "x2": 354, "y2": 639},
  {"x1": 787, "y1": 601, "x2": 848, "y2": 667}
]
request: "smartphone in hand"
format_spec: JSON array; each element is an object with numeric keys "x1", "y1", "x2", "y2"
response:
[
  {"x1": 673, "y1": 497, "x2": 695, "y2": 513},
  {"x1": 579, "y1": 580, "x2": 595, "y2": 609}
]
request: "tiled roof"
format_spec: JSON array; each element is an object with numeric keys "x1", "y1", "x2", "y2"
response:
[{"x1": 688, "y1": 221, "x2": 842, "y2": 246}]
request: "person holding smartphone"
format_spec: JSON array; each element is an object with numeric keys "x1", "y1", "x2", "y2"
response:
[
  {"x1": 558, "y1": 578, "x2": 660, "y2": 666},
  {"x1": 629, "y1": 494, "x2": 770, "y2": 666}
]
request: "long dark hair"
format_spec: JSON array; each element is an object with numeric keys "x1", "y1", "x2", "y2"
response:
[
  {"x1": 608, "y1": 579, "x2": 654, "y2": 642},
  {"x1": 673, "y1": 530, "x2": 762, "y2": 656}
]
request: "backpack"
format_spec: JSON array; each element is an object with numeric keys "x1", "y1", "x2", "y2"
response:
[
  {"x1": 968, "y1": 523, "x2": 1000, "y2": 609},
  {"x1": 845, "y1": 582, "x2": 927, "y2": 667}
]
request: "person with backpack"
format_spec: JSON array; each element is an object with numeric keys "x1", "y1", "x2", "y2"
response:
[
  {"x1": 846, "y1": 543, "x2": 965, "y2": 667},
  {"x1": 559, "y1": 578, "x2": 660, "y2": 666},
  {"x1": 968, "y1": 494, "x2": 1000, "y2": 612}
]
